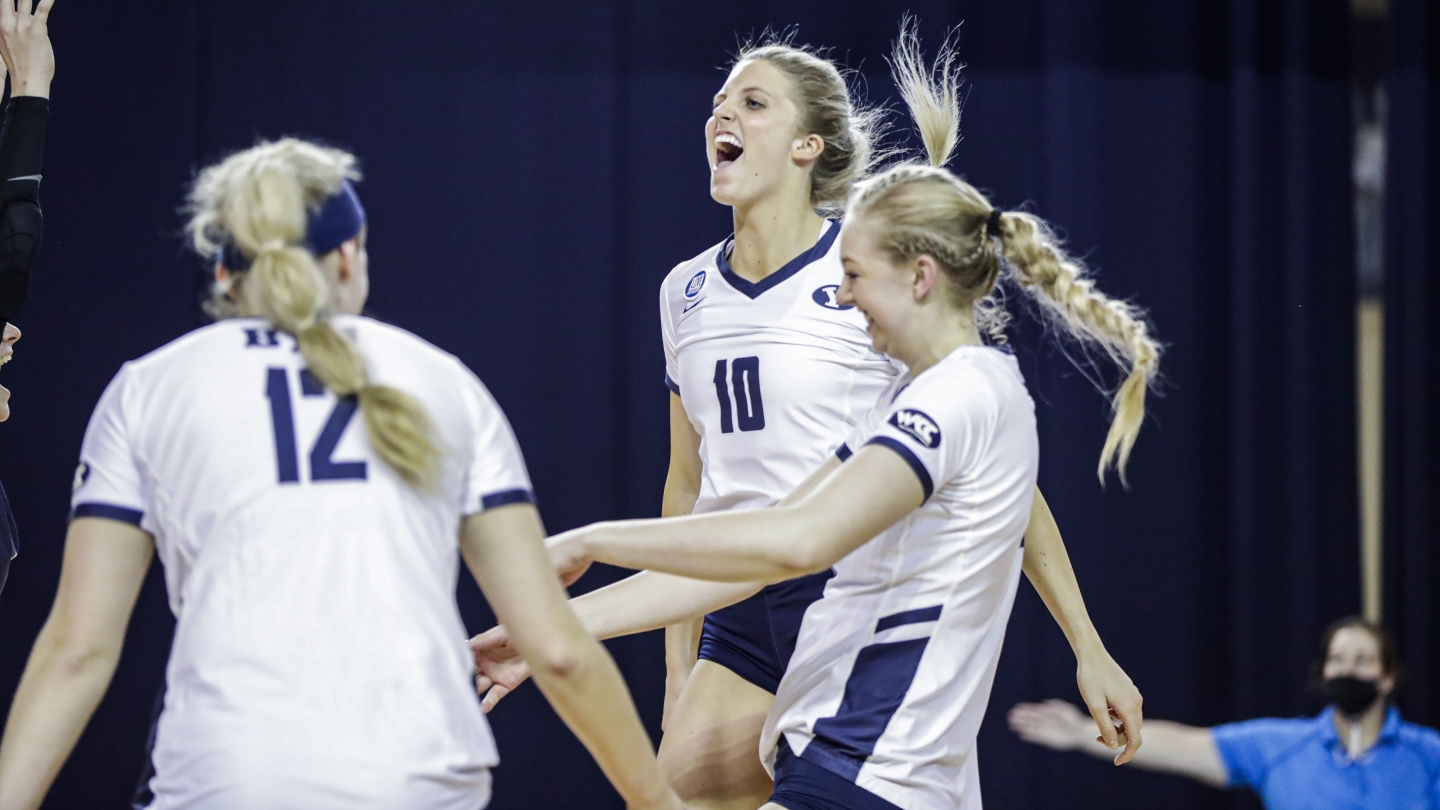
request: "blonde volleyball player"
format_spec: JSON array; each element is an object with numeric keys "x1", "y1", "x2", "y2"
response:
[
  {"x1": 540, "y1": 43, "x2": 1159, "y2": 807},
  {"x1": 0, "y1": 140, "x2": 685, "y2": 810},
  {"x1": 471, "y1": 23, "x2": 1145, "y2": 810}
]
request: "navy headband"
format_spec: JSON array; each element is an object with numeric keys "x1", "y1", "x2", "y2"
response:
[{"x1": 218, "y1": 179, "x2": 366, "y2": 271}]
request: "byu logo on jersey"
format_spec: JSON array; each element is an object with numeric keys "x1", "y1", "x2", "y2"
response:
[
  {"x1": 811, "y1": 284, "x2": 853, "y2": 310},
  {"x1": 889, "y1": 409, "x2": 941, "y2": 448},
  {"x1": 685, "y1": 270, "x2": 707, "y2": 299}
]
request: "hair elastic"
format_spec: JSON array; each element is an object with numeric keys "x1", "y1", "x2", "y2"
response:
[
  {"x1": 986, "y1": 208, "x2": 1004, "y2": 238},
  {"x1": 217, "y1": 179, "x2": 367, "y2": 271}
]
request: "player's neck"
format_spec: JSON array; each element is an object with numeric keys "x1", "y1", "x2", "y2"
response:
[
  {"x1": 1332, "y1": 701, "x2": 1387, "y2": 757},
  {"x1": 892, "y1": 309, "x2": 983, "y2": 378},
  {"x1": 728, "y1": 197, "x2": 825, "y2": 284}
]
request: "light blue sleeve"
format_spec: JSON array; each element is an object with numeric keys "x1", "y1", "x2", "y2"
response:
[{"x1": 1210, "y1": 718, "x2": 1308, "y2": 790}]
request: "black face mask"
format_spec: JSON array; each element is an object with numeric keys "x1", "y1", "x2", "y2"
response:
[{"x1": 1320, "y1": 676, "x2": 1381, "y2": 716}]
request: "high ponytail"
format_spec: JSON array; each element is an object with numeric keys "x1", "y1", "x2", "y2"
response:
[
  {"x1": 186, "y1": 139, "x2": 441, "y2": 490},
  {"x1": 848, "y1": 26, "x2": 1161, "y2": 485},
  {"x1": 889, "y1": 16, "x2": 963, "y2": 170}
]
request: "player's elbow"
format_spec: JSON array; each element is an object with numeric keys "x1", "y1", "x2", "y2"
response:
[
  {"x1": 772, "y1": 532, "x2": 835, "y2": 578},
  {"x1": 40, "y1": 625, "x2": 122, "y2": 683},
  {"x1": 529, "y1": 637, "x2": 592, "y2": 681}
]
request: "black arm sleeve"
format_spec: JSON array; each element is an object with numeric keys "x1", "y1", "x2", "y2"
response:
[{"x1": 0, "y1": 96, "x2": 48, "y2": 327}]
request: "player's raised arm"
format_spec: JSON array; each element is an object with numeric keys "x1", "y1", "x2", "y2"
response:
[{"x1": 459, "y1": 503, "x2": 684, "y2": 810}]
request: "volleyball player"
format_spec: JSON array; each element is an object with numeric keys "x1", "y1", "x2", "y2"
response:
[
  {"x1": 472, "y1": 23, "x2": 1146, "y2": 810},
  {"x1": 0, "y1": 139, "x2": 685, "y2": 810},
  {"x1": 540, "y1": 38, "x2": 1159, "y2": 804},
  {"x1": 0, "y1": 0, "x2": 56, "y2": 597}
]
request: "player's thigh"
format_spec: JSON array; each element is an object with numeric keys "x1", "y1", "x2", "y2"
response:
[{"x1": 658, "y1": 659, "x2": 775, "y2": 807}]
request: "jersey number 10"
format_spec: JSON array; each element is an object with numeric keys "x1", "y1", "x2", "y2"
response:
[
  {"x1": 264, "y1": 367, "x2": 368, "y2": 483},
  {"x1": 713, "y1": 356, "x2": 766, "y2": 433}
]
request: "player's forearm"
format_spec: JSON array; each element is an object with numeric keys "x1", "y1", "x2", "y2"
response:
[
  {"x1": 0, "y1": 626, "x2": 119, "y2": 810},
  {"x1": 580, "y1": 507, "x2": 826, "y2": 583},
  {"x1": 575, "y1": 570, "x2": 761, "y2": 640},
  {"x1": 1022, "y1": 489, "x2": 1104, "y2": 657},
  {"x1": 528, "y1": 635, "x2": 672, "y2": 808}
]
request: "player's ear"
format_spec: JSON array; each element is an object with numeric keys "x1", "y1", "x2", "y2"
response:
[
  {"x1": 912, "y1": 255, "x2": 939, "y2": 301},
  {"x1": 334, "y1": 239, "x2": 359, "y2": 284},
  {"x1": 792, "y1": 133, "x2": 824, "y2": 165}
]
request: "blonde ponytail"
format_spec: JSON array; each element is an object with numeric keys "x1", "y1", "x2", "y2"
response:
[
  {"x1": 996, "y1": 212, "x2": 1161, "y2": 483},
  {"x1": 889, "y1": 16, "x2": 963, "y2": 169},
  {"x1": 187, "y1": 139, "x2": 440, "y2": 489},
  {"x1": 846, "y1": 25, "x2": 1160, "y2": 484}
]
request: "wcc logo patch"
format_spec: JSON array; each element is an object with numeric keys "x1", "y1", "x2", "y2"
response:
[
  {"x1": 72, "y1": 461, "x2": 90, "y2": 492},
  {"x1": 684, "y1": 270, "x2": 707, "y2": 299},
  {"x1": 811, "y1": 284, "x2": 853, "y2": 310},
  {"x1": 889, "y1": 409, "x2": 941, "y2": 448}
]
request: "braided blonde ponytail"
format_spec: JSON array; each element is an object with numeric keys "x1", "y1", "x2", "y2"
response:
[
  {"x1": 995, "y1": 213, "x2": 1159, "y2": 483},
  {"x1": 187, "y1": 139, "x2": 440, "y2": 489},
  {"x1": 848, "y1": 25, "x2": 1161, "y2": 484}
]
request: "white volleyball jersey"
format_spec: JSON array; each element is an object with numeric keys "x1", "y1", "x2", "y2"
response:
[
  {"x1": 761, "y1": 346, "x2": 1039, "y2": 810},
  {"x1": 70, "y1": 316, "x2": 532, "y2": 810},
  {"x1": 661, "y1": 220, "x2": 897, "y2": 515}
]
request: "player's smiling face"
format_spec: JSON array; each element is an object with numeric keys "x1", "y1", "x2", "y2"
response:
[
  {"x1": 838, "y1": 217, "x2": 920, "y2": 360},
  {"x1": 0, "y1": 322, "x2": 21, "y2": 422},
  {"x1": 707, "y1": 59, "x2": 814, "y2": 208}
]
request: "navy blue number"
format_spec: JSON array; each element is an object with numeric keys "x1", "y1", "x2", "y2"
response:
[
  {"x1": 265, "y1": 367, "x2": 368, "y2": 483},
  {"x1": 712, "y1": 360, "x2": 734, "y2": 433},
  {"x1": 310, "y1": 398, "x2": 367, "y2": 480},
  {"x1": 265, "y1": 368, "x2": 301, "y2": 482},
  {"x1": 712, "y1": 356, "x2": 765, "y2": 434}
]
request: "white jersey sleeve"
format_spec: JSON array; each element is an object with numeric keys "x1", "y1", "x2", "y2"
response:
[
  {"x1": 458, "y1": 363, "x2": 535, "y2": 515},
  {"x1": 660, "y1": 271, "x2": 681, "y2": 394},
  {"x1": 863, "y1": 372, "x2": 994, "y2": 501},
  {"x1": 841, "y1": 363, "x2": 998, "y2": 502},
  {"x1": 71, "y1": 363, "x2": 153, "y2": 532}
]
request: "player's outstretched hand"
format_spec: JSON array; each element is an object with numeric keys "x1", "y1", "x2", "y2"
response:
[
  {"x1": 1007, "y1": 698, "x2": 1095, "y2": 751},
  {"x1": 0, "y1": 0, "x2": 55, "y2": 99},
  {"x1": 469, "y1": 625, "x2": 532, "y2": 713},
  {"x1": 544, "y1": 527, "x2": 594, "y2": 587},
  {"x1": 1074, "y1": 648, "x2": 1143, "y2": 765}
]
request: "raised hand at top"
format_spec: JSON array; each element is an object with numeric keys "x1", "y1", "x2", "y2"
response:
[{"x1": 0, "y1": 0, "x2": 54, "y2": 99}]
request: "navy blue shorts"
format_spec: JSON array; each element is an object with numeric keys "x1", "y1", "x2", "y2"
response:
[
  {"x1": 769, "y1": 739, "x2": 901, "y2": 810},
  {"x1": 697, "y1": 569, "x2": 833, "y2": 693}
]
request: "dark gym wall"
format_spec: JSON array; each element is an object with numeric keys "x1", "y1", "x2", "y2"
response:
[{"x1": 0, "y1": 2, "x2": 1378, "y2": 809}]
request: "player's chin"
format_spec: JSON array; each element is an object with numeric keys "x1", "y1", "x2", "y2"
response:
[
  {"x1": 709, "y1": 176, "x2": 740, "y2": 206},
  {"x1": 0, "y1": 391, "x2": 12, "y2": 422}
]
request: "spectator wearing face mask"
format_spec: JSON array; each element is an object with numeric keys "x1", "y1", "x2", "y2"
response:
[{"x1": 1008, "y1": 617, "x2": 1440, "y2": 809}]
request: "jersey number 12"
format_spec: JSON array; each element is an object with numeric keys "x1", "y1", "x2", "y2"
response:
[
  {"x1": 265, "y1": 367, "x2": 368, "y2": 483},
  {"x1": 713, "y1": 356, "x2": 765, "y2": 433}
]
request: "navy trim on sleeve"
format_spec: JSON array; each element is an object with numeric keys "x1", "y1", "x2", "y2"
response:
[
  {"x1": 71, "y1": 502, "x2": 144, "y2": 526},
  {"x1": 480, "y1": 489, "x2": 536, "y2": 510},
  {"x1": 664, "y1": 372, "x2": 680, "y2": 395},
  {"x1": 835, "y1": 442, "x2": 853, "y2": 462},
  {"x1": 875, "y1": 604, "x2": 943, "y2": 632},
  {"x1": 865, "y1": 437, "x2": 934, "y2": 501}
]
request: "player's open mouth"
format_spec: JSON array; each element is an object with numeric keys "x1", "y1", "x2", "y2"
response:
[{"x1": 715, "y1": 132, "x2": 743, "y2": 168}]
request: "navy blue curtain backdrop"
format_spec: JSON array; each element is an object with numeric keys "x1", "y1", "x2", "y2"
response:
[
  {"x1": 0, "y1": 2, "x2": 1362, "y2": 809},
  {"x1": 1386, "y1": 0, "x2": 1440, "y2": 732}
]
